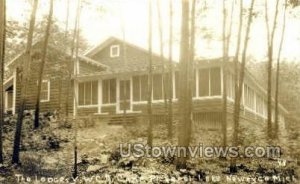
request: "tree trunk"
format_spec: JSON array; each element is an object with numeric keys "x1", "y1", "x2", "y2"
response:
[
  {"x1": 72, "y1": 0, "x2": 81, "y2": 178},
  {"x1": 177, "y1": 0, "x2": 191, "y2": 169},
  {"x1": 121, "y1": 17, "x2": 127, "y2": 124},
  {"x1": 232, "y1": 0, "x2": 243, "y2": 150},
  {"x1": 231, "y1": 0, "x2": 255, "y2": 172},
  {"x1": 0, "y1": 0, "x2": 6, "y2": 164},
  {"x1": 156, "y1": 0, "x2": 168, "y2": 128},
  {"x1": 274, "y1": 0, "x2": 287, "y2": 138},
  {"x1": 222, "y1": 0, "x2": 234, "y2": 148},
  {"x1": 221, "y1": 0, "x2": 228, "y2": 148},
  {"x1": 265, "y1": 0, "x2": 280, "y2": 140},
  {"x1": 34, "y1": 0, "x2": 54, "y2": 129},
  {"x1": 65, "y1": 0, "x2": 76, "y2": 119},
  {"x1": 167, "y1": 0, "x2": 173, "y2": 140},
  {"x1": 12, "y1": 0, "x2": 38, "y2": 164},
  {"x1": 147, "y1": 0, "x2": 153, "y2": 147},
  {"x1": 60, "y1": 0, "x2": 70, "y2": 117},
  {"x1": 188, "y1": 0, "x2": 196, "y2": 144}
]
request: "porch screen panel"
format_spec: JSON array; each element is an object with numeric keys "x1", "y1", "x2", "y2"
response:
[
  {"x1": 192, "y1": 70, "x2": 196, "y2": 97},
  {"x1": 102, "y1": 79, "x2": 116, "y2": 104},
  {"x1": 109, "y1": 79, "x2": 116, "y2": 103},
  {"x1": 78, "y1": 83, "x2": 85, "y2": 105},
  {"x1": 256, "y1": 95, "x2": 263, "y2": 115},
  {"x1": 140, "y1": 75, "x2": 148, "y2": 101},
  {"x1": 78, "y1": 81, "x2": 98, "y2": 106},
  {"x1": 92, "y1": 81, "x2": 98, "y2": 104},
  {"x1": 210, "y1": 67, "x2": 221, "y2": 96},
  {"x1": 198, "y1": 68, "x2": 209, "y2": 97},
  {"x1": 164, "y1": 73, "x2": 170, "y2": 99},
  {"x1": 102, "y1": 80, "x2": 109, "y2": 104},
  {"x1": 133, "y1": 76, "x2": 140, "y2": 101},
  {"x1": 244, "y1": 85, "x2": 249, "y2": 107},
  {"x1": 227, "y1": 73, "x2": 235, "y2": 99},
  {"x1": 244, "y1": 85, "x2": 255, "y2": 110},
  {"x1": 85, "y1": 82, "x2": 92, "y2": 105},
  {"x1": 153, "y1": 74, "x2": 163, "y2": 100},
  {"x1": 249, "y1": 87, "x2": 254, "y2": 110},
  {"x1": 175, "y1": 71, "x2": 179, "y2": 98}
]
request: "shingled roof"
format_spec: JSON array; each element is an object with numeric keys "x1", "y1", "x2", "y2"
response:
[{"x1": 82, "y1": 37, "x2": 177, "y2": 75}]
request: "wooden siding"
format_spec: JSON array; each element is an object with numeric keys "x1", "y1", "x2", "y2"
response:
[
  {"x1": 77, "y1": 107, "x2": 98, "y2": 116},
  {"x1": 13, "y1": 46, "x2": 74, "y2": 114},
  {"x1": 89, "y1": 40, "x2": 163, "y2": 73}
]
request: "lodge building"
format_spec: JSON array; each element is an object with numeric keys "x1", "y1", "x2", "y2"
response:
[{"x1": 3, "y1": 37, "x2": 288, "y2": 128}]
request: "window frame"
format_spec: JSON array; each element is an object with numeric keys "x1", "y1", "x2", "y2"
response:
[
  {"x1": 193, "y1": 67, "x2": 222, "y2": 99},
  {"x1": 78, "y1": 80, "x2": 98, "y2": 107},
  {"x1": 40, "y1": 80, "x2": 50, "y2": 102},
  {"x1": 110, "y1": 45, "x2": 120, "y2": 58},
  {"x1": 153, "y1": 74, "x2": 163, "y2": 101},
  {"x1": 132, "y1": 75, "x2": 149, "y2": 103},
  {"x1": 209, "y1": 67, "x2": 222, "y2": 96},
  {"x1": 102, "y1": 78, "x2": 116, "y2": 105}
]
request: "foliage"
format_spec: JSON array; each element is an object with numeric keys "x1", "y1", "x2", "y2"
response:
[
  {"x1": 5, "y1": 17, "x2": 89, "y2": 63},
  {"x1": 247, "y1": 61, "x2": 300, "y2": 118}
]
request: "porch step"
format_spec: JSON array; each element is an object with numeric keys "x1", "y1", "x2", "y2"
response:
[{"x1": 108, "y1": 115, "x2": 137, "y2": 125}]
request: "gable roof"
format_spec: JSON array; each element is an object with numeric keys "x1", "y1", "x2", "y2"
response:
[
  {"x1": 5, "y1": 40, "x2": 109, "y2": 75},
  {"x1": 83, "y1": 37, "x2": 175, "y2": 75}
]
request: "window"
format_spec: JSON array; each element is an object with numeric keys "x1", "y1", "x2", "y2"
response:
[
  {"x1": 133, "y1": 75, "x2": 148, "y2": 102},
  {"x1": 227, "y1": 73, "x2": 235, "y2": 100},
  {"x1": 244, "y1": 85, "x2": 255, "y2": 110},
  {"x1": 198, "y1": 68, "x2": 209, "y2": 97},
  {"x1": 210, "y1": 67, "x2": 221, "y2": 96},
  {"x1": 110, "y1": 45, "x2": 120, "y2": 57},
  {"x1": 102, "y1": 79, "x2": 116, "y2": 104},
  {"x1": 133, "y1": 76, "x2": 140, "y2": 102},
  {"x1": 256, "y1": 95, "x2": 264, "y2": 115},
  {"x1": 120, "y1": 80, "x2": 130, "y2": 110},
  {"x1": 192, "y1": 70, "x2": 196, "y2": 97},
  {"x1": 41, "y1": 80, "x2": 50, "y2": 102},
  {"x1": 263, "y1": 99, "x2": 267, "y2": 117},
  {"x1": 153, "y1": 74, "x2": 163, "y2": 100},
  {"x1": 175, "y1": 71, "x2": 180, "y2": 98},
  {"x1": 5, "y1": 89, "x2": 13, "y2": 110},
  {"x1": 78, "y1": 81, "x2": 98, "y2": 106}
]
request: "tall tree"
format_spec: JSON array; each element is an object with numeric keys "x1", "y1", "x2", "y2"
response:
[
  {"x1": 66, "y1": 0, "x2": 78, "y2": 119},
  {"x1": 34, "y1": 0, "x2": 54, "y2": 129},
  {"x1": 265, "y1": 0, "x2": 280, "y2": 139},
  {"x1": 231, "y1": 0, "x2": 255, "y2": 172},
  {"x1": 58, "y1": 0, "x2": 70, "y2": 117},
  {"x1": 167, "y1": 0, "x2": 173, "y2": 140},
  {"x1": 12, "y1": 0, "x2": 39, "y2": 164},
  {"x1": 188, "y1": 0, "x2": 196, "y2": 144},
  {"x1": 72, "y1": 0, "x2": 82, "y2": 178},
  {"x1": 147, "y1": 0, "x2": 153, "y2": 147},
  {"x1": 156, "y1": 0, "x2": 168, "y2": 127},
  {"x1": 222, "y1": 0, "x2": 234, "y2": 147},
  {"x1": 221, "y1": 0, "x2": 228, "y2": 149},
  {"x1": 232, "y1": 0, "x2": 243, "y2": 147},
  {"x1": 274, "y1": 0, "x2": 287, "y2": 138},
  {"x1": 0, "y1": 0, "x2": 6, "y2": 164},
  {"x1": 121, "y1": 13, "x2": 128, "y2": 123},
  {"x1": 177, "y1": 0, "x2": 192, "y2": 169}
]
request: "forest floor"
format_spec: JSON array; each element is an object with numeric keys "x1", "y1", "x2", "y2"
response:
[{"x1": 0, "y1": 112, "x2": 299, "y2": 183}]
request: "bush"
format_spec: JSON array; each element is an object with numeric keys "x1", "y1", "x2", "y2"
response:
[{"x1": 19, "y1": 155, "x2": 45, "y2": 176}]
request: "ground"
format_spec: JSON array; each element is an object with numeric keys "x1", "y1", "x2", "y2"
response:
[{"x1": 0, "y1": 112, "x2": 299, "y2": 183}]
